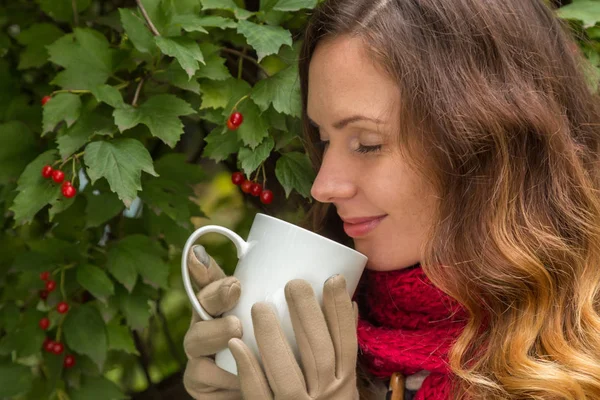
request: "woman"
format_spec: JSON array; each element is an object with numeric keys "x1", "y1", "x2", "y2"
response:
[{"x1": 182, "y1": 0, "x2": 600, "y2": 398}]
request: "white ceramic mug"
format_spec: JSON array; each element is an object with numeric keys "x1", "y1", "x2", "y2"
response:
[{"x1": 181, "y1": 213, "x2": 368, "y2": 375}]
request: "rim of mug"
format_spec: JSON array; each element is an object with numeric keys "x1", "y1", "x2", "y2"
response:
[{"x1": 255, "y1": 213, "x2": 368, "y2": 261}]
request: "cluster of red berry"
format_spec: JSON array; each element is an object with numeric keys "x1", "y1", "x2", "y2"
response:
[
  {"x1": 231, "y1": 172, "x2": 273, "y2": 204},
  {"x1": 227, "y1": 112, "x2": 243, "y2": 130},
  {"x1": 42, "y1": 165, "x2": 77, "y2": 198},
  {"x1": 38, "y1": 271, "x2": 75, "y2": 368}
]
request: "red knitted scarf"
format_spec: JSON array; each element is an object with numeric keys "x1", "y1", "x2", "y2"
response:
[{"x1": 354, "y1": 264, "x2": 468, "y2": 400}]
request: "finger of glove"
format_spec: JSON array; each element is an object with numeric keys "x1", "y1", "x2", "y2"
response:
[
  {"x1": 188, "y1": 245, "x2": 227, "y2": 289},
  {"x1": 251, "y1": 302, "x2": 307, "y2": 398},
  {"x1": 322, "y1": 275, "x2": 358, "y2": 379},
  {"x1": 197, "y1": 276, "x2": 241, "y2": 317},
  {"x1": 185, "y1": 315, "x2": 243, "y2": 358},
  {"x1": 228, "y1": 338, "x2": 273, "y2": 400},
  {"x1": 285, "y1": 279, "x2": 336, "y2": 396},
  {"x1": 183, "y1": 356, "x2": 240, "y2": 398}
]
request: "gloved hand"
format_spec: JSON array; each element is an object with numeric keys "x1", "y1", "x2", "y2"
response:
[
  {"x1": 227, "y1": 275, "x2": 360, "y2": 400},
  {"x1": 182, "y1": 245, "x2": 243, "y2": 400}
]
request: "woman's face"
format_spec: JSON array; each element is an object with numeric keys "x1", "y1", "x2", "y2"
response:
[{"x1": 308, "y1": 35, "x2": 439, "y2": 271}]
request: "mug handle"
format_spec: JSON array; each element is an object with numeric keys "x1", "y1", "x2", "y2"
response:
[{"x1": 181, "y1": 225, "x2": 250, "y2": 321}]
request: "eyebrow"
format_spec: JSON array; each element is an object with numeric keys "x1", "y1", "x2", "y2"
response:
[{"x1": 307, "y1": 115, "x2": 384, "y2": 130}]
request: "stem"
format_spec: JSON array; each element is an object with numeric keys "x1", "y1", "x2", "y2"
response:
[
  {"x1": 51, "y1": 89, "x2": 90, "y2": 95},
  {"x1": 132, "y1": 78, "x2": 145, "y2": 107},
  {"x1": 237, "y1": 47, "x2": 246, "y2": 80},
  {"x1": 136, "y1": 0, "x2": 161, "y2": 36},
  {"x1": 261, "y1": 163, "x2": 267, "y2": 187},
  {"x1": 231, "y1": 94, "x2": 250, "y2": 113},
  {"x1": 132, "y1": 330, "x2": 162, "y2": 400},
  {"x1": 71, "y1": 0, "x2": 79, "y2": 26},
  {"x1": 220, "y1": 47, "x2": 270, "y2": 77},
  {"x1": 156, "y1": 290, "x2": 185, "y2": 369},
  {"x1": 71, "y1": 158, "x2": 76, "y2": 184}
]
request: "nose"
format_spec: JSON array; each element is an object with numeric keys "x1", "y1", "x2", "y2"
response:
[{"x1": 310, "y1": 150, "x2": 358, "y2": 203}]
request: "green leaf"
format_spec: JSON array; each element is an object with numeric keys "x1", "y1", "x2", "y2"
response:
[
  {"x1": 63, "y1": 304, "x2": 108, "y2": 370},
  {"x1": 47, "y1": 28, "x2": 115, "y2": 89},
  {"x1": 0, "y1": 308, "x2": 45, "y2": 358},
  {"x1": 175, "y1": 15, "x2": 237, "y2": 29},
  {"x1": 239, "y1": 136, "x2": 274, "y2": 176},
  {"x1": 275, "y1": 151, "x2": 315, "y2": 198},
  {"x1": 106, "y1": 319, "x2": 139, "y2": 355},
  {"x1": 113, "y1": 94, "x2": 195, "y2": 147},
  {"x1": 170, "y1": 14, "x2": 208, "y2": 33},
  {"x1": 16, "y1": 23, "x2": 64, "y2": 70},
  {"x1": 203, "y1": 126, "x2": 241, "y2": 162},
  {"x1": 0, "y1": 362, "x2": 33, "y2": 398},
  {"x1": 558, "y1": 1, "x2": 600, "y2": 28},
  {"x1": 10, "y1": 150, "x2": 61, "y2": 225},
  {"x1": 201, "y1": 0, "x2": 254, "y2": 19},
  {"x1": 39, "y1": 0, "x2": 91, "y2": 22},
  {"x1": 237, "y1": 20, "x2": 292, "y2": 62},
  {"x1": 154, "y1": 61, "x2": 201, "y2": 94},
  {"x1": 108, "y1": 235, "x2": 169, "y2": 291},
  {"x1": 155, "y1": 36, "x2": 205, "y2": 79},
  {"x1": 200, "y1": 78, "x2": 250, "y2": 110},
  {"x1": 119, "y1": 8, "x2": 157, "y2": 54},
  {"x1": 91, "y1": 85, "x2": 125, "y2": 109},
  {"x1": 0, "y1": 303, "x2": 20, "y2": 333},
  {"x1": 84, "y1": 139, "x2": 158, "y2": 207},
  {"x1": 273, "y1": 0, "x2": 317, "y2": 11},
  {"x1": 116, "y1": 283, "x2": 152, "y2": 331},
  {"x1": 232, "y1": 99, "x2": 270, "y2": 148},
  {"x1": 251, "y1": 64, "x2": 301, "y2": 117},
  {"x1": 0, "y1": 121, "x2": 37, "y2": 184},
  {"x1": 197, "y1": 43, "x2": 230, "y2": 80},
  {"x1": 84, "y1": 190, "x2": 124, "y2": 228},
  {"x1": 42, "y1": 93, "x2": 82, "y2": 133},
  {"x1": 140, "y1": 155, "x2": 206, "y2": 225},
  {"x1": 76, "y1": 264, "x2": 115, "y2": 303},
  {"x1": 56, "y1": 111, "x2": 115, "y2": 159},
  {"x1": 69, "y1": 375, "x2": 127, "y2": 400}
]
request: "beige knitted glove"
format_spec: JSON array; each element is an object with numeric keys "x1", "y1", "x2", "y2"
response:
[
  {"x1": 182, "y1": 245, "x2": 243, "y2": 400},
  {"x1": 228, "y1": 275, "x2": 359, "y2": 400}
]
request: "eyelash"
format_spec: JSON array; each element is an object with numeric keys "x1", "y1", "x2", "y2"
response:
[{"x1": 316, "y1": 141, "x2": 382, "y2": 154}]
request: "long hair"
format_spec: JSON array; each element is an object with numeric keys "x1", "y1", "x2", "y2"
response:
[{"x1": 297, "y1": 0, "x2": 600, "y2": 398}]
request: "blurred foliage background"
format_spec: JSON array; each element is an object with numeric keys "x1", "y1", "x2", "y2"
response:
[{"x1": 0, "y1": 0, "x2": 599, "y2": 399}]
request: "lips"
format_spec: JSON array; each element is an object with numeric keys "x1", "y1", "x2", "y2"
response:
[{"x1": 341, "y1": 215, "x2": 387, "y2": 238}]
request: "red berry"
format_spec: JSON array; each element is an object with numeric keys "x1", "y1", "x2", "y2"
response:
[
  {"x1": 39, "y1": 317, "x2": 50, "y2": 330},
  {"x1": 62, "y1": 185, "x2": 77, "y2": 198},
  {"x1": 46, "y1": 280, "x2": 56, "y2": 292},
  {"x1": 260, "y1": 190, "x2": 274, "y2": 205},
  {"x1": 57, "y1": 301, "x2": 69, "y2": 314},
  {"x1": 64, "y1": 355, "x2": 76, "y2": 368},
  {"x1": 240, "y1": 180, "x2": 253, "y2": 193},
  {"x1": 39, "y1": 290, "x2": 49, "y2": 300},
  {"x1": 42, "y1": 96, "x2": 52, "y2": 106},
  {"x1": 62, "y1": 180, "x2": 72, "y2": 188},
  {"x1": 52, "y1": 170, "x2": 65, "y2": 183},
  {"x1": 229, "y1": 112, "x2": 243, "y2": 127},
  {"x1": 231, "y1": 172, "x2": 245, "y2": 185},
  {"x1": 226, "y1": 119, "x2": 238, "y2": 130},
  {"x1": 42, "y1": 165, "x2": 53, "y2": 178},
  {"x1": 250, "y1": 182, "x2": 262, "y2": 197},
  {"x1": 52, "y1": 342, "x2": 64, "y2": 355},
  {"x1": 43, "y1": 338, "x2": 54, "y2": 352},
  {"x1": 40, "y1": 271, "x2": 50, "y2": 281}
]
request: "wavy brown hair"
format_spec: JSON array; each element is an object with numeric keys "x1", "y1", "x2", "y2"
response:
[{"x1": 297, "y1": 0, "x2": 600, "y2": 398}]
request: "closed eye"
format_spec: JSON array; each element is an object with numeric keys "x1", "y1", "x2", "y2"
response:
[{"x1": 316, "y1": 141, "x2": 381, "y2": 154}]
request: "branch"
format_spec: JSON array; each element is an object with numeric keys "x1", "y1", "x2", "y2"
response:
[
  {"x1": 136, "y1": 0, "x2": 161, "y2": 36},
  {"x1": 132, "y1": 78, "x2": 145, "y2": 107},
  {"x1": 220, "y1": 47, "x2": 270, "y2": 77},
  {"x1": 71, "y1": 0, "x2": 79, "y2": 26}
]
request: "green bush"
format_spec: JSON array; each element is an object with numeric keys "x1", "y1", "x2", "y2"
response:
[{"x1": 0, "y1": 0, "x2": 598, "y2": 399}]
